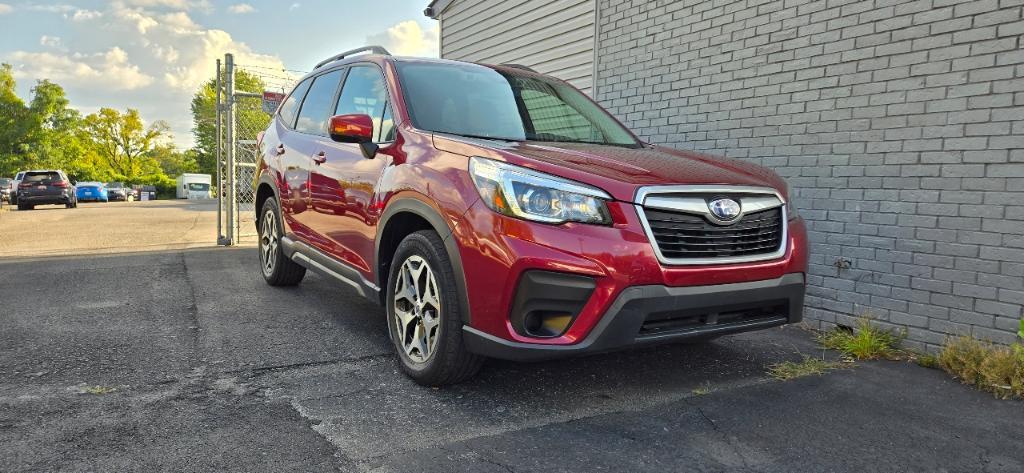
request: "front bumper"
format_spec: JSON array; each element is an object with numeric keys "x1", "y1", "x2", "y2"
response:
[{"x1": 464, "y1": 273, "x2": 805, "y2": 361}]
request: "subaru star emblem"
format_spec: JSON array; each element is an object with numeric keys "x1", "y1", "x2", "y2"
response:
[{"x1": 708, "y1": 198, "x2": 741, "y2": 221}]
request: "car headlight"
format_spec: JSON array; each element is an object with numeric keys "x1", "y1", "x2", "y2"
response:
[
  {"x1": 469, "y1": 157, "x2": 612, "y2": 225},
  {"x1": 784, "y1": 182, "x2": 799, "y2": 221}
]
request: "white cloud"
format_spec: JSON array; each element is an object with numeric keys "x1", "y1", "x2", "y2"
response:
[
  {"x1": 289, "y1": 3, "x2": 300, "y2": 11},
  {"x1": 0, "y1": 4, "x2": 12, "y2": 14},
  {"x1": 7, "y1": 47, "x2": 155, "y2": 91},
  {"x1": 24, "y1": 3, "x2": 76, "y2": 13},
  {"x1": 5, "y1": 2, "x2": 292, "y2": 148},
  {"x1": 116, "y1": 0, "x2": 212, "y2": 12},
  {"x1": 228, "y1": 3, "x2": 255, "y2": 14},
  {"x1": 367, "y1": 21, "x2": 439, "y2": 57},
  {"x1": 70, "y1": 9, "x2": 102, "y2": 21},
  {"x1": 113, "y1": 7, "x2": 159, "y2": 34},
  {"x1": 39, "y1": 35, "x2": 63, "y2": 48}
]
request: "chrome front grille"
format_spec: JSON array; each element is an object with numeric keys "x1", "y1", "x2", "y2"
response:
[{"x1": 635, "y1": 186, "x2": 788, "y2": 265}]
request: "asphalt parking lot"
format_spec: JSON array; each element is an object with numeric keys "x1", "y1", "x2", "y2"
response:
[{"x1": 1, "y1": 201, "x2": 1022, "y2": 472}]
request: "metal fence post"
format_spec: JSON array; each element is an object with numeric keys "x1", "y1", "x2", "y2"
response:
[
  {"x1": 225, "y1": 53, "x2": 237, "y2": 246},
  {"x1": 215, "y1": 58, "x2": 228, "y2": 245}
]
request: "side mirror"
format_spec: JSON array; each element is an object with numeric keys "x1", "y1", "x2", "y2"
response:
[
  {"x1": 329, "y1": 114, "x2": 378, "y2": 159},
  {"x1": 329, "y1": 114, "x2": 373, "y2": 144}
]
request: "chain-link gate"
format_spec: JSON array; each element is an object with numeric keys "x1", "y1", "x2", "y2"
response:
[{"x1": 216, "y1": 54, "x2": 302, "y2": 245}]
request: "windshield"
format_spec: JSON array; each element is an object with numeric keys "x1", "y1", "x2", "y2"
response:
[
  {"x1": 396, "y1": 62, "x2": 639, "y2": 147},
  {"x1": 107, "y1": 182, "x2": 124, "y2": 188},
  {"x1": 188, "y1": 183, "x2": 210, "y2": 192}
]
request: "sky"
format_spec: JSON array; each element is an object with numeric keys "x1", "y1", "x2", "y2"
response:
[{"x1": 0, "y1": 0, "x2": 440, "y2": 148}]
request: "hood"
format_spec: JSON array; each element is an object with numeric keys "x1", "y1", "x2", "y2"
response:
[{"x1": 432, "y1": 134, "x2": 788, "y2": 203}]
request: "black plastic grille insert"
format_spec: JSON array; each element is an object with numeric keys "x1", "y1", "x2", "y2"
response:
[{"x1": 644, "y1": 206, "x2": 783, "y2": 259}]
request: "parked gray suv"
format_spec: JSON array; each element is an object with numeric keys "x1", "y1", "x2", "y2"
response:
[{"x1": 15, "y1": 170, "x2": 77, "y2": 210}]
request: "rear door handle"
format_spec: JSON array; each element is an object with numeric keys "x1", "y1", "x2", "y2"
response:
[
  {"x1": 312, "y1": 151, "x2": 327, "y2": 165},
  {"x1": 276, "y1": 144, "x2": 286, "y2": 156}
]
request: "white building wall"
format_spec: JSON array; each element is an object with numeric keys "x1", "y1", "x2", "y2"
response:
[{"x1": 436, "y1": 0, "x2": 598, "y2": 95}]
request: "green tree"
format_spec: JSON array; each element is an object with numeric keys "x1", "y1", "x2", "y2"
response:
[
  {"x1": 80, "y1": 108, "x2": 169, "y2": 182},
  {"x1": 190, "y1": 70, "x2": 269, "y2": 175},
  {"x1": 0, "y1": 64, "x2": 31, "y2": 176},
  {"x1": 0, "y1": 70, "x2": 87, "y2": 177},
  {"x1": 150, "y1": 144, "x2": 199, "y2": 177},
  {"x1": 25, "y1": 80, "x2": 86, "y2": 173}
]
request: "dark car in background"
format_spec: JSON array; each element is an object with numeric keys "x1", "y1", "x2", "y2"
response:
[
  {"x1": 15, "y1": 170, "x2": 77, "y2": 210},
  {"x1": 106, "y1": 182, "x2": 134, "y2": 201}
]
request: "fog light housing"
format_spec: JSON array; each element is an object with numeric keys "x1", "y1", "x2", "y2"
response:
[
  {"x1": 511, "y1": 270, "x2": 596, "y2": 339},
  {"x1": 523, "y1": 311, "x2": 574, "y2": 338}
]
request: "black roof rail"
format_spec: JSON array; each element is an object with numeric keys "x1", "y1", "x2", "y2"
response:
[
  {"x1": 500, "y1": 63, "x2": 537, "y2": 73},
  {"x1": 314, "y1": 46, "x2": 392, "y2": 70}
]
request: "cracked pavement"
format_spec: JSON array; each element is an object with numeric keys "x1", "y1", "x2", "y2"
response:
[{"x1": 1, "y1": 202, "x2": 1022, "y2": 472}]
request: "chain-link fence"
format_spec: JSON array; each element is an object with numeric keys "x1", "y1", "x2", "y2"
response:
[{"x1": 216, "y1": 54, "x2": 303, "y2": 245}]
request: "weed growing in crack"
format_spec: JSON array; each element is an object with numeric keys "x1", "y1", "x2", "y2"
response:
[
  {"x1": 767, "y1": 356, "x2": 842, "y2": 381},
  {"x1": 938, "y1": 336, "x2": 1024, "y2": 400},
  {"x1": 818, "y1": 317, "x2": 905, "y2": 361},
  {"x1": 691, "y1": 382, "x2": 712, "y2": 396},
  {"x1": 83, "y1": 386, "x2": 116, "y2": 395}
]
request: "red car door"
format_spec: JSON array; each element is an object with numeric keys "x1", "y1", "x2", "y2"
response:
[
  {"x1": 307, "y1": 65, "x2": 394, "y2": 278},
  {"x1": 272, "y1": 77, "x2": 314, "y2": 238},
  {"x1": 286, "y1": 68, "x2": 345, "y2": 247}
]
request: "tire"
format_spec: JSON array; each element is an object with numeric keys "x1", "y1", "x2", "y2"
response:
[
  {"x1": 258, "y1": 198, "x2": 305, "y2": 286},
  {"x1": 17, "y1": 203, "x2": 26, "y2": 211},
  {"x1": 386, "y1": 230, "x2": 484, "y2": 386}
]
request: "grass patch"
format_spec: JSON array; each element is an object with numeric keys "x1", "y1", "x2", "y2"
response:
[
  {"x1": 83, "y1": 386, "x2": 116, "y2": 395},
  {"x1": 914, "y1": 353, "x2": 940, "y2": 369},
  {"x1": 691, "y1": 382, "x2": 712, "y2": 396},
  {"x1": 767, "y1": 356, "x2": 842, "y2": 381},
  {"x1": 938, "y1": 337, "x2": 1024, "y2": 400},
  {"x1": 818, "y1": 317, "x2": 905, "y2": 360}
]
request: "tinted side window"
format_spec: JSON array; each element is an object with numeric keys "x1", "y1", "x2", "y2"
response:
[
  {"x1": 279, "y1": 78, "x2": 312, "y2": 129},
  {"x1": 335, "y1": 66, "x2": 391, "y2": 143},
  {"x1": 295, "y1": 69, "x2": 344, "y2": 136}
]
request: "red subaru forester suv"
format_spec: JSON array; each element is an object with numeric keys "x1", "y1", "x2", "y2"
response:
[{"x1": 255, "y1": 47, "x2": 808, "y2": 385}]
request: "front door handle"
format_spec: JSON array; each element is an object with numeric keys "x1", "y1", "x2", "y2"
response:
[{"x1": 312, "y1": 151, "x2": 327, "y2": 165}]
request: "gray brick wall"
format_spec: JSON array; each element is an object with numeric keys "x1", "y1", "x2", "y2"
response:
[{"x1": 595, "y1": 0, "x2": 1024, "y2": 350}]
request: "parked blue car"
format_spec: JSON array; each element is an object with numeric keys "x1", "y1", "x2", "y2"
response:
[{"x1": 75, "y1": 182, "x2": 109, "y2": 202}]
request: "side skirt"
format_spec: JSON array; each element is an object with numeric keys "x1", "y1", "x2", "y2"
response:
[{"x1": 280, "y1": 235, "x2": 381, "y2": 304}]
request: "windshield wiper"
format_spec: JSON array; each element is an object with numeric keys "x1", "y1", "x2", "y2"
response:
[{"x1": 438, "y1": 132, "x2": 521, "y2": 142}]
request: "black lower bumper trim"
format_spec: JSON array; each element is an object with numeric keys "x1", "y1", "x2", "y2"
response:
[{"x1": 463, "y1": 273, "x2": 805, "y2": 361}]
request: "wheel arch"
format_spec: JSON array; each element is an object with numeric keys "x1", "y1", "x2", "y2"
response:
[
  {"x1": 376, "y1": 196, "x2": 472, "y2": 324},
  {"x1": 255, "y1": 173, "x2": 280, "y2": 229}
]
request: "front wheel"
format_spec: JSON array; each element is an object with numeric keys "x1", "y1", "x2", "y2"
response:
[
  {"x1": 387, "y1": 230, "x2": 483, "y2": 386},
  {"x1": 258, "y1": 198, "x2": 306, "y2": 286}
]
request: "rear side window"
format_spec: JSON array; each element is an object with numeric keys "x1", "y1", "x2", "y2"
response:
[
  {"x1": 279, "y1": 78, "x2": 313, "y2": 129},
  {"x1": 335, "y1": 66, "x2": 392, "y2": 143},
  {"x1": 295, "y1": 69, "x2": 344, "y2": 136},
  {"x1": 24, "y1": 172, "x2": 61, "y2": 183}
]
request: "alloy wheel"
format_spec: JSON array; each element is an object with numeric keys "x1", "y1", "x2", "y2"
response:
[
  {"x1": 260, "y1": 209, "x2": 278, "y2": 276},
  {"x1": 392, "y1": 255, "x2": 441, "y2": 363}
]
